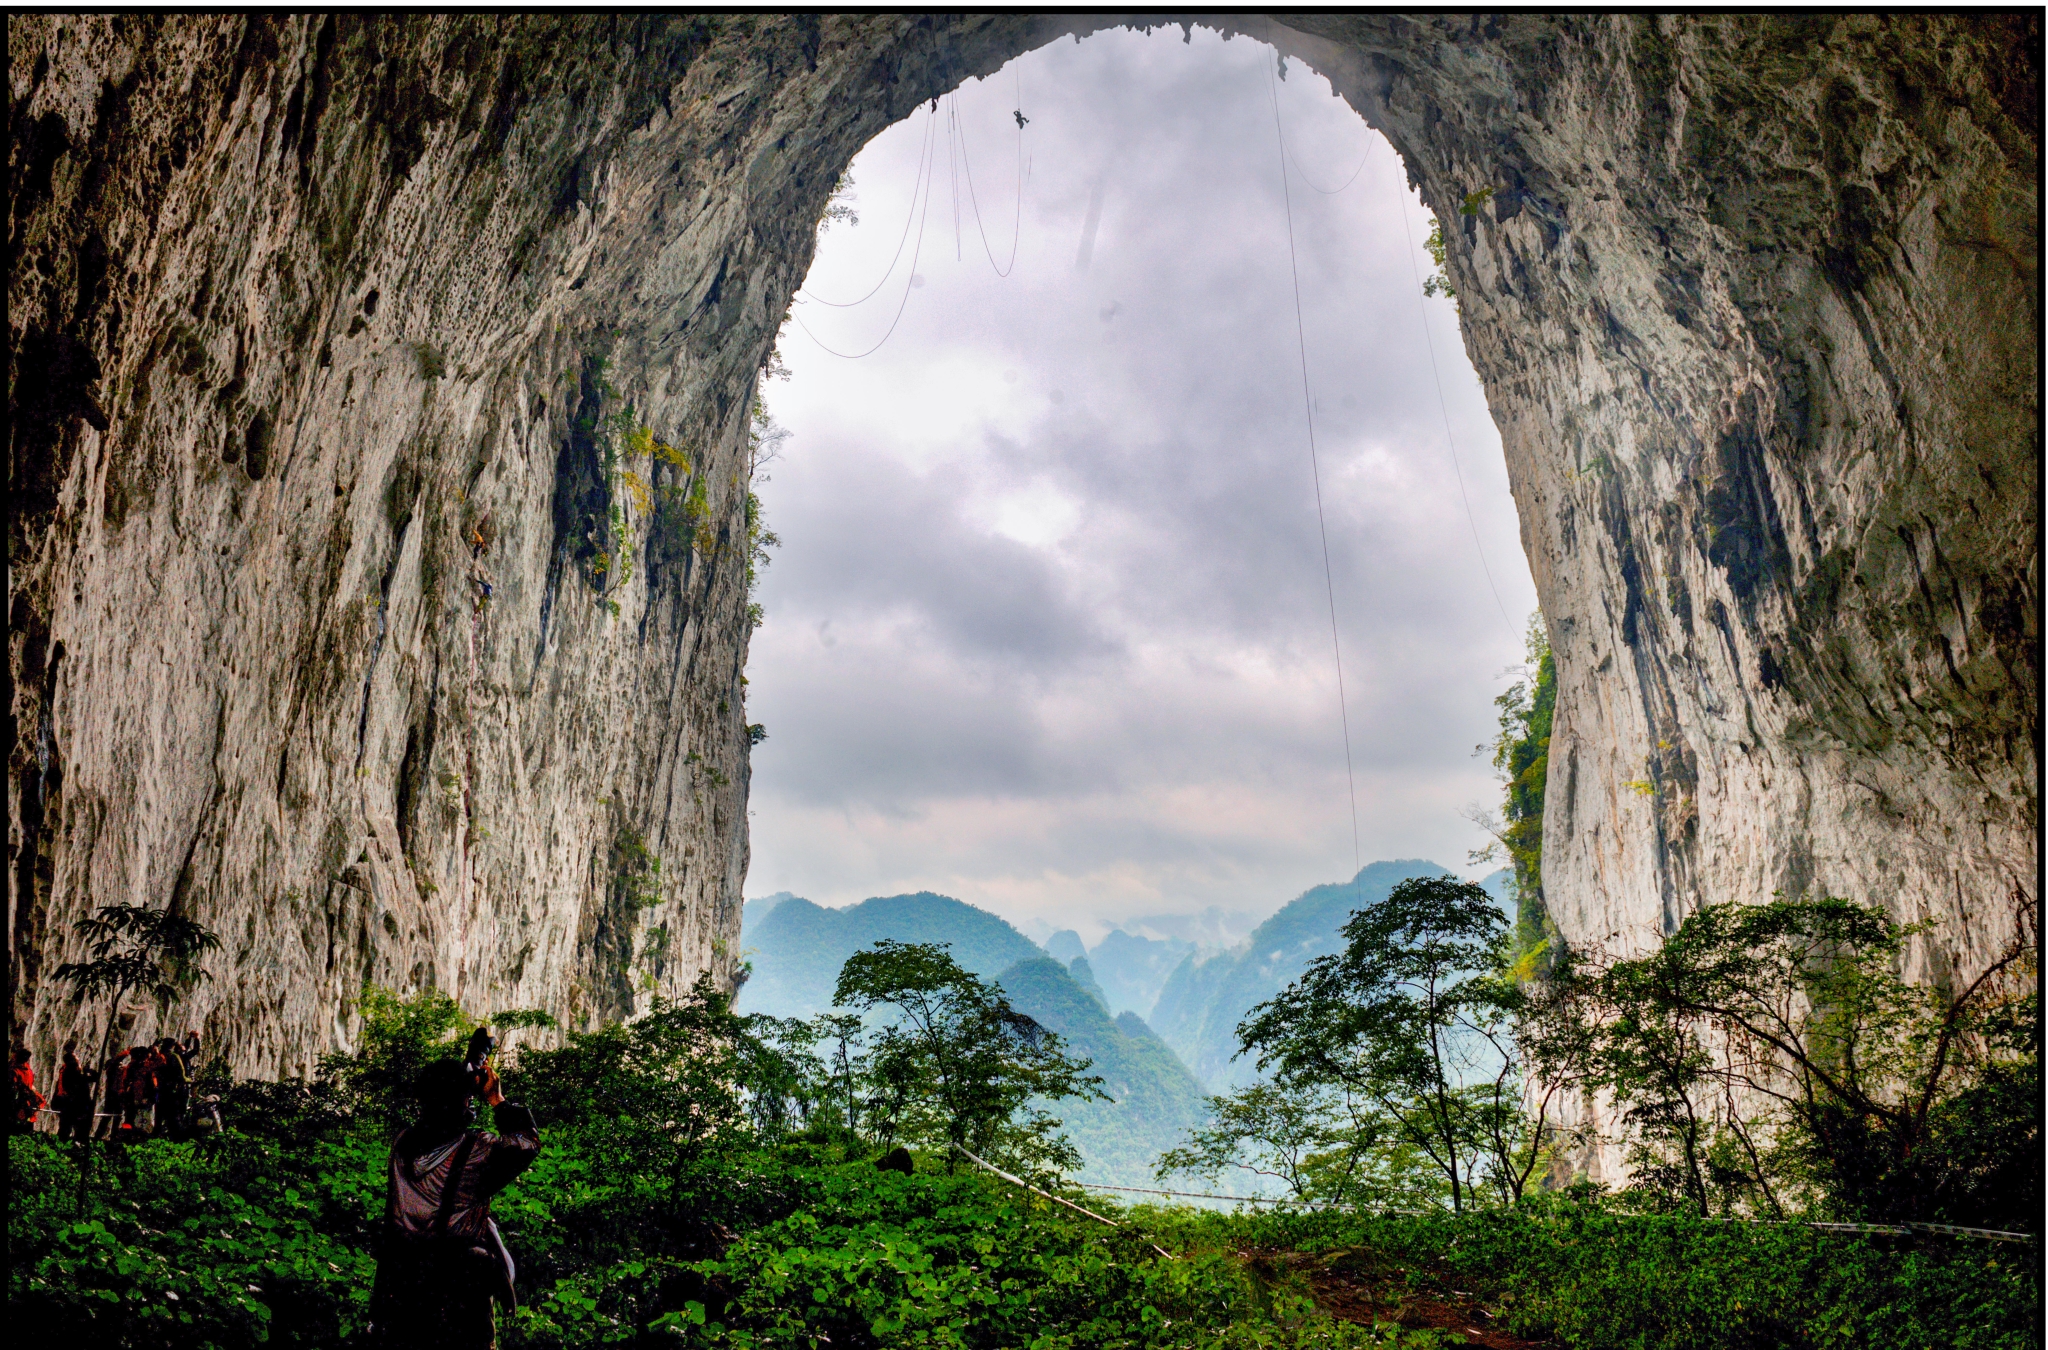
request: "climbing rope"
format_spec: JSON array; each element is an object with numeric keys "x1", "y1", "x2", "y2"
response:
[
  {"x1": 951, "y1": 80, "x2": 1027, "y2": 277},
  {"x1": 796, "y1": 104, "x2": 938, "y2": 309},
  {"x1": 1264, "y1": 49, "x2": 1362, "y2": 877},
  {"x1": 789, "y1": 108, "x2": 942, "y2": 359},
  {"x1": 1391, "y1": 169, "x2": 1522, "y2": 639}
]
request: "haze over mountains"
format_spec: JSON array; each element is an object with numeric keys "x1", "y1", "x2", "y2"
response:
[
  {"x1": 1151, "y1": 861, "x2": 1510, "y2": 1086},
  {"x1": 738, "y1": 890, "x2": 1206, "y2": 1186},
  {"x1": 738, "y1": 862, "x2": 1508, "y2": 1183}
]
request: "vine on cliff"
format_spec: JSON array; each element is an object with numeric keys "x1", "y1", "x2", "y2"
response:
[{"x1": 1470, "y1": 614, "x2": 1556, "y2": 975}]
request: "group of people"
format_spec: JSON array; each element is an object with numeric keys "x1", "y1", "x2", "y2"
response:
[
  {"x1": 16, "y1": 1022, "x2": 543, "y2": 1346},
  {"x1": 10, "y1": 1031, "x2": 203, "y2": 1140}
]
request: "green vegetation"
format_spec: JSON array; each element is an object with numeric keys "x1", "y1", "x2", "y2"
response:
[
  {"x1": 54, "y1": 906, "x2": 224, "y2": 1065},
  {"x1": 1420, "y1": 219, "x2": 1454, "y2": 301},
  {"x1": 1420, "y1": 192, "x2": 1493, "y2": 301},
  {"x1": 996, "y1": 957, "x2": 1210, "y2": 1188},
  {"x1": 739, "y1": 891, "x2": 1048, "y2": 1019},
  {"x1": 10, "y1": 914, "x2": 2036, "y2": 1350},
  {"x1": 834, "y1": 941, "x2": 1105, "y2": 1174},
  {"x1": 1470, "y1": 617, "x2": 1555, "y2": 971},
  {"x1": 1228, "y1": 878, "x2": 1550, "y2": 1213},
  {"x1": 611, "y1": 827, "x2": 664, "y2": 914},
  {"x1": 568, "y1": 357, "x2": 781, "y2": 631},
  {"x1": 1534, "y1": 895, "x2": 2039, "y2": 1230},
  {"x1": 1156, "y1": 1078, "x2": 1439, "y2": 1212},
  {"x1": 1183, "y1": 1199, "x2": 2036, "y2": 1350},
  {"x1": 817, "y1": 171, "x2": 859, "y2": 233},
  {"x1": 740, "y1": 895, "x2": 1211, "y2": 1187},
  {"x1": 1147, "y1": 862, "x2": 1489, "y2": 1090},
  {"x1": 1161, "y1": 867, "x2": 2036, "y2": 1231}
]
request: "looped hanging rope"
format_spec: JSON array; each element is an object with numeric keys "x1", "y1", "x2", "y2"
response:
[
  {"x1": 950, "y1": 89, "x2": 1025, "y2": 277},
  {"x1": 796, "y1": 105, "x2": 939, "y2": 310},
  {"x1": 1288, "y1": 139, "x2": 1373, "y2": 195},
  {"x1": 790, "y1": 116, "x2": 942, "y2": 360}
]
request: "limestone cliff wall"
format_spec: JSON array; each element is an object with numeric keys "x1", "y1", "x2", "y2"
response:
[
  {"x1": 10, "y1": 14, "x2": 2035, "y2": 1078},
  {"x1": 7, "y1": 13, "x2": 1076, "y2": 1074},
  {"x1": 1274, "y1": 14, "x2": 2037, "y2": 981}
]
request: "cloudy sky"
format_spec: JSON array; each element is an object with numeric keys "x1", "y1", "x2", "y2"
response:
[{"x1": 743, "y1": 26, "x2": 1537, "y2": 942}]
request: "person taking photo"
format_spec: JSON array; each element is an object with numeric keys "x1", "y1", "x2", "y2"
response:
[{"x1": 368, "y1": 1045, "x2": 538, "y2": 1349}]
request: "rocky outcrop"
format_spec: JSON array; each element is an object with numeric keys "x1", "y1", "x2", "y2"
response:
[{"x1": 11, "y1": 15, "x2": 2034, "y2": 1078}]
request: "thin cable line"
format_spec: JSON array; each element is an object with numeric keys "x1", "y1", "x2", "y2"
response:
[
  {"x1": 1265, "y1": 55, "x2": 1361, "y2": 878},
  {"x1": 797, "y1": 107, "x2": 937, "y2": 309},
  {"x1": 949, "y1": 95, "x2": 962, "y2": 262},
  {"x1": 789, "y1": 125, "x2": 939, "y2": 360},
  {"x1": 1288, "y1": 139, "x2": 1372, "y2": 195},
  {"x1": 953, "y1": 88, "x2": 1024, "y2": 277},
  {"x1": 1392, "y1": 184, "x2": 1521, "y2": 638}
]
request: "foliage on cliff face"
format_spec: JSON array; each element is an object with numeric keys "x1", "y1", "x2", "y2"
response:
[{"x1": 1472, "y1": 617, "x2": 1555, "y2": 973}]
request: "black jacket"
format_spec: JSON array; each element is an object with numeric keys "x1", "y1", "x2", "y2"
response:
[{"x1": 372, "y1": 1102, "x2": 540, "y2": 1318}]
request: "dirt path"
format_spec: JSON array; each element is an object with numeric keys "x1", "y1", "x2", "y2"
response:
[{"x1": 1260, "y1": 1248, "x2": 1557, "y2": 1350}]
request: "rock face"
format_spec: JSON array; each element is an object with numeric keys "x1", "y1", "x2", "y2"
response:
[
  {"x1": 1275, "y1": 14, "x2": 2038, "y2": 982},
  {"x1": 10, "y1": 15, "x2": 2035, "y2": 1077}
]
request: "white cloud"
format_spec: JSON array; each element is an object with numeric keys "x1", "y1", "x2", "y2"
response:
[{"x1": 745, "y1": 26, "x2": 1536, "y2": 931}]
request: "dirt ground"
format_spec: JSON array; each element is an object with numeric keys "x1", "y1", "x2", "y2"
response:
[{"x1": 1253, "y1": 1247, "x2": 1557, "y2": 1349}]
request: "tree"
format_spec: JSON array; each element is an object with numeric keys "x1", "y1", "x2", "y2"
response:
[
  {"x1": 52, "y1": 904, "x2": 221, "y2": 1210},
  {"x1": 735, "y1": 1012, "x2": 830, "y2": 1138},
  {"x1": 53, "y1": 904, "x2": 222, "y2": 1085},
  {"x1": 1537, "y1": 892, "x2": 2039, "y2": 1227},
  {"x1": 1155, "y1": 1075, "x2": 1441, "y2": 1210},
  {"x1": 319, "y1": 986, "x2": 556, "y2": 1130},
  {"x1": 1237, "y1": 876, "x2": 1558, "y2": 1212},
  {"x1": 832, "y1": 940, "x2": 1105, "y2": 1175},
  {"x1": 512, "y1": 974, "x2": 807, "y2": 1178},
  {"x1": 1421, "y1": 215, "x2": 1456, "y2": 300},
  {"x1": 811, "y1": 1012, "x2": 867, "y2": 1139}
]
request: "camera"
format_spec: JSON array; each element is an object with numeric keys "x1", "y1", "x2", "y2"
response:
[{"x1": 463, "y1": 1026, "x2": 496, "y2": 1088}]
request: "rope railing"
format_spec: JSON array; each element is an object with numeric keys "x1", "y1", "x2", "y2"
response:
[
  {"x1": 1067, "y1": 1180, "x2": 2038, "y2": 1244},
  {"x1": 948, "y1": 1144, "x2": 1175, "y2": 1260},
  {"x1": 1076, "y1": 1181, "x2": 1322, "y2": 1207}
]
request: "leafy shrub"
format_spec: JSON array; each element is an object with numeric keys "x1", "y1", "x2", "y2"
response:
[{"x1": 1186, "y1": 1196, "x2": 2039, "y2": 1350}]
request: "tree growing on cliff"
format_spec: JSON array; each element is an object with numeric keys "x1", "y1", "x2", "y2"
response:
[
  {"x1": 1468, "y1": 614, "x2": 1556, "y2": 974},
  {"x1": 833, "y1": 940, "x2": 1105, "y2": 1175}
]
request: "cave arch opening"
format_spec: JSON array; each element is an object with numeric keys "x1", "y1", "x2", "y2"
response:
[{"x1": 743, "y1": 25, "x2": 1537, "y2": 938}]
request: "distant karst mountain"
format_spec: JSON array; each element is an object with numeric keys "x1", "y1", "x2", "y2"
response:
[
  {"x1": 1084, "y1": 928, "x2": 1196, "y2": 1018},
  {"x1": 994, "y1": 958, "x2": 1209, "y2": 1188},
  {"x1": 737, "y1": 890, "x2": 1211, "y2": 1186},
  {"x1": 1148, "y1": 861, "x2": 1511, "y2": 1088},
  {"x1": 736, "y1": 892, "x2": 1046, "y2": 1019}
]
